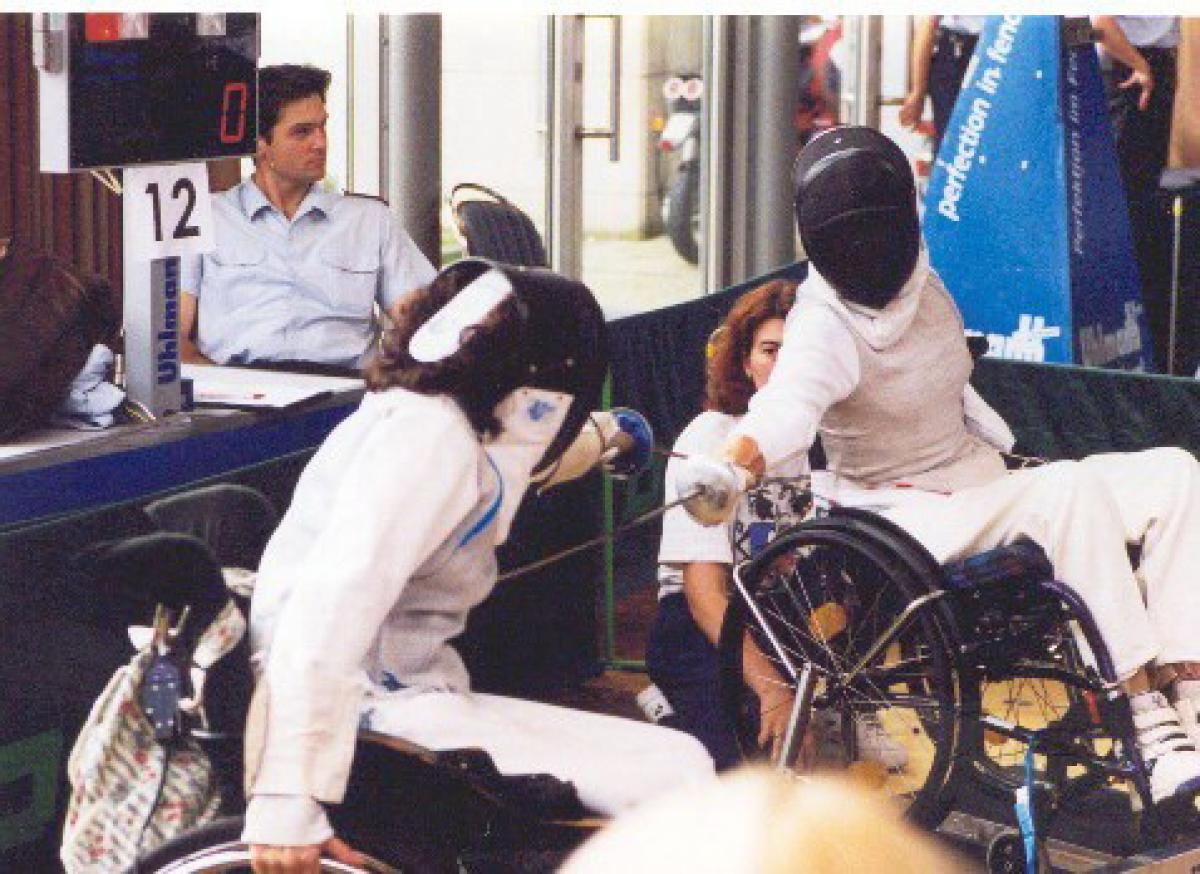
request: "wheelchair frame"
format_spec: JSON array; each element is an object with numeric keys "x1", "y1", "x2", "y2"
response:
[{"x1": 716, "y1": 505, "x2": 1197, "y2": 860}]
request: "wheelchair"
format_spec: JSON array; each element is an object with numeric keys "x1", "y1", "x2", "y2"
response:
[
  {"x1": 70, "y1": 531, "x2": 603, "y2": 874},
  {"x1": 716, "y1": 504, "x2": 1200, "y2": 864}
]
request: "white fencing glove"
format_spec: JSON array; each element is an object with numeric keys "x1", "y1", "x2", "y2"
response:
[{"x1": 676, "y1": 455, "x2": 755, "y2": 526}]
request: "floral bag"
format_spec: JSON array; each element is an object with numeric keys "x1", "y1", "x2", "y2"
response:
[{"x1": 60, "y1": 598, "x2": 246, "y2": 873}]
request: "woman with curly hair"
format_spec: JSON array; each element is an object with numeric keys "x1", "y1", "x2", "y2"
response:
[{"x1": 646, "y1": 279, "x2": 806, "y2": 770}]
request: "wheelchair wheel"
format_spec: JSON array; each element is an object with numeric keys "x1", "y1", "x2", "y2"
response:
[
  {"x1": 129, "y1": 815, "x2": 434, "y2": 873},
  {"x1": 966, "y1": 629, "x2": 1133, "y2": 817},
  {"x1": 717, "y1": 516, "x2": 971, "y2": 830}
]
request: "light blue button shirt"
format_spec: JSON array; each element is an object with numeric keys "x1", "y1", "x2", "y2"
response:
[
  {"x1": 941, "y1": 16, "x2": 986, "y2": 36},
  {"x1": 1114, "y1": 16, "x2": 1179, "y2": 49},
  {"x1": 180, "y1": 180, "x2": 436, "y2": 368}
]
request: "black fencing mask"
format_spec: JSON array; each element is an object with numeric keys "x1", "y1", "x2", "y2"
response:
[
  {"x1": 408, "y1": 258, "x2": 608, "y2": 478},
  {"x1": 793, "y1": 126, "x2": 920, "y2": 310}
]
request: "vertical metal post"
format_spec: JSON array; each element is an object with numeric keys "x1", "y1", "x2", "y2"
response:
[
  {"x1": 548, "y1": 15, "x2": 584, "y2": 279},
  {"x1": 750, "y1": 16, "x2": 800, "y2": 276},
  {"x1": 857, "y1": 16, "x2": 884, "y2": 129},
  {"x1": 705, "y1": 16, "x2": 800, "y2": 287},
  {"x1": 384, "y1": 14, "x2": 442, "y2": 267},
  {"x1": 701, "y1": 16, "x2": 730, "y2": 293},
  {"x1": 705, "y1": 16, "x2": 753, "y2": 289}
]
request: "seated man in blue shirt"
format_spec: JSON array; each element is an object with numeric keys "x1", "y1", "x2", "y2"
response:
[{"x1": 180, "y1": 64, "x2": 436, "y2": 371}]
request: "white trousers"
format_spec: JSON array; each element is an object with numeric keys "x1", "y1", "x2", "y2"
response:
[
  {"x1": 838, "y1": 448, "x2": 1200, "y2": 681},
  {"x1": 364, "y1": 688, "x2": 715, "y2": 816}
]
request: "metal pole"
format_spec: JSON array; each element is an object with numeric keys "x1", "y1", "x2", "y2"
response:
[
  {"x1": 701, "y1": 15, "x2": 728, "y2": 294},
  {"x1": 750, "y1": 16, "x2": 800, "y2": 275},
  {"x1": 860, "y1": 16, "x2": 884, "y2": 130},
  {"x1": 548, "y1": 15, "x2": 584, "y2": 279},
  {"x1": 385, "y1": 15, "x2": 442, "y2": 267},
  {"x1": 1169, "y1": 195, "x2": 1183, "y2": 374}
]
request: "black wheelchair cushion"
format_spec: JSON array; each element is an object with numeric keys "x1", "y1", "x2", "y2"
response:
[
  {"x1": 940, "y1": 538, "x2": 1069, "y2": 665},
  {"x1": 334, "y1": 735, "x2": 597, "y2": 864},
  {"x1": 941, "y1": 537, "x2": 1054, "y2": 593}
]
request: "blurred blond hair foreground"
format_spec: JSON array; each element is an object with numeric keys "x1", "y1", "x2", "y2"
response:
[{"x1": 560, "y1": 767, "x2": 976, "y2": 874}]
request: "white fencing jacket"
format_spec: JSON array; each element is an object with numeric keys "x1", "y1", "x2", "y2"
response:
[
  {"x1": 243, "y1": 386, "x2": 565, "y2": 844},
  {"x1": 731, "y1": 252, "x2": 1014, "y2": 497}
]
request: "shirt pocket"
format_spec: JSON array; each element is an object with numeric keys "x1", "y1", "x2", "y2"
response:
[
  {"x1": 319, "y1": 247, "x2": 380, "y2": 317},
  {"x1": 210, "y1": 239, "x2": 266, "y2": 270}
]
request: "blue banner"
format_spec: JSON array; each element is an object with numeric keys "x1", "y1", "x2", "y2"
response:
[{"x1": 923, "y1": 15, "x2": 1151, "y2": 370}]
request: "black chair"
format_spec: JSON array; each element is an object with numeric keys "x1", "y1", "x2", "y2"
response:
[
  {"x1": 143, "y1": 483, "x2": 280, "y2": 571},
  {"x1": 449, "y1": 183, "x2": 549, "y2": 268}
]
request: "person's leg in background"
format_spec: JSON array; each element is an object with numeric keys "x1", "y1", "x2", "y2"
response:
[
  {"x1": 927, "y1": 30, "x2": 978, "y2": 157},
  {"x1": 645, "y1": 592, "x2": 743, "y2": 771},
  {"x1": 1105, "y1": 50, "x2": 1178, "y2": 371}
]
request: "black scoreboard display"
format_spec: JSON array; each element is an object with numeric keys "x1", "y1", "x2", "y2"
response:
[{"x1": 37, "y1": 13, "x2": 259, "y2": 171}]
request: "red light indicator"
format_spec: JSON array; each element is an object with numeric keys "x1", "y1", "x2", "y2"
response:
[{"x1": 84, "y1": 13, "x2": 121, "y2": 43}]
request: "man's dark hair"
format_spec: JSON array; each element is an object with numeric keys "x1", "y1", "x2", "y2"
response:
[{"x1": 258, "y1": 64, "x2": 331, "y2": 142}]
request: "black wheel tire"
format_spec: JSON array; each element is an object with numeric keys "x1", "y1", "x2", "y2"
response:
[
  {"x1": 716, "y1": 516, "x2": 970, "y2": 831},
  {"x1": 984, "y1": 831, "x2": 1025, "y2": 874},
  {"x1": 663, "y1": 163, "x2": 700, "y2": 265},
  {"x1": 128, "y1": 816, "x2": 251, "y2": 873}
]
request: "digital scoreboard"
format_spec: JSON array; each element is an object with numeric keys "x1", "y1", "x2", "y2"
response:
[{"x1": 37, "y1": 13, "x2": 259, "y2": 171}]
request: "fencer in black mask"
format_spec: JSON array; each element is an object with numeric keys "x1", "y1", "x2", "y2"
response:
[
  {"x1": 677, "y1": 125, "x2": 1200, "y2": 811},
  {"x1": 793, "y1": 125, "x2": 921, "y2": 310}
]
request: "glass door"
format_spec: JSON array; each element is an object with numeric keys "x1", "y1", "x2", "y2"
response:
[{"x1": 575, "y1": 15, "x2": 709, "y2": 318}]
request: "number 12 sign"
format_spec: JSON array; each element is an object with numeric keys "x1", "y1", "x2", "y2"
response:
[{"x1": 123, "y1": 163, "x2": 216, "y2": 262}]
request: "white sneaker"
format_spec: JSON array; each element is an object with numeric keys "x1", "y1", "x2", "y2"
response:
[
  {"x1": 635, "y1": 684, "x2": 675, "y2": 724},
  {"x1": 1174, "y1": 695, "x2": 1200, "y2": 749},
  {"x1": 1132, "y1": 691, "x2": 1200, "y2": 804},
  {"x1": 814, "y1": 709, "x2": 909, "y2": 771},
  {"x1": 855, "y1": 710, "x2": 910, "y2": 770}
]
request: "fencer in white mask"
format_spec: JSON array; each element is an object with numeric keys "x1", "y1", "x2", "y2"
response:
[{"x1": 242, "y1": 259, "x2": 713, "y2": 873}]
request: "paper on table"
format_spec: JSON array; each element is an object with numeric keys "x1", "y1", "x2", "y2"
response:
[{"x1": 182, "y1": 364, "x2": 364, "y2": 409}]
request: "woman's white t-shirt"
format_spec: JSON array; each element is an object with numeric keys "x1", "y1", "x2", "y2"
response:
[{"x1": 656, "y1": 411, "x2": 812, "y2": 599}]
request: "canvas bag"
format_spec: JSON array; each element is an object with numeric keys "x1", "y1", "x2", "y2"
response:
[{"x1": 60, "y1": 599, "x2": 246, "y2": 873}]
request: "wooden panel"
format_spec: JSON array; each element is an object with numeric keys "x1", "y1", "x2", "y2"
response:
[
  {"x1": 9, "y1": 14, "x2": 36, "y2": 248},
  {"x1": 0, "y1": 17, "x2": 14, "y2": 241},
  {"x1": 0, "y1": 13, "x2": 123, "y2": 291}
]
